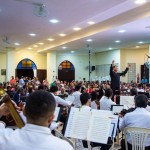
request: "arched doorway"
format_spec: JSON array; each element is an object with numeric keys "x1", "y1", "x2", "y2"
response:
[
  {"x1": 58, "y1": 60, "x2": 75, "y2": 82},
  {"x1": 16, "y1": 58, "x2": 37, "y2": 79}
]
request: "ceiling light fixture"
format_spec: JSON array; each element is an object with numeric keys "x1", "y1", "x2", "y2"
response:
[
  {"x1": 14, "y1": 43, "x2": 20, "y2": 46},
  {"x1": 49, "y1": 19, "x2": 59, "y2": 23},
  {"x1": 71, "y1": 51, "x2": 75, "y2": 53},
  {"x1": 86, "y1": 39, "x2": 93, "y2": 42},
  {"x1": 88, "y1": 21, "x2": 95, "y2": 25},
  {"x1": 33, "y1": 45, "x2": 38, "y2": 47},
  {"x1": 29, "y1": 33, "x2": 36, "y2": 36},
  {"x1": 109, "y1": 47, "x2": 113, "y2": 50},
  {"x1": 136, "y1": 46, "x2": 140, "y2": 48},
  {"x1": 59, "y1": 33, "x2": 66, "y2": 37},
  {"x1": 115, "y1": 40, "x2": 120, "y2": 43},
  {"x1": 73, "y1": 27, "x2": 81, "y2": 31},
  {"x1": 48, "y1": 38, "x2": 54, "y2": 41},
  {"x1": 62, "y1": 46, "x2": 67, "y2": 49},
  {"x1": 38, "y1": 43, "x2": 44, "y2": 45},
  {"x1": 134, "y1": 0, "x2": 147, "y2": 4},
  {"x1": 118, "y1": 30, "x2": 126, "y2": 33},
  {"x1": 139, "y1": 41, "x2": 144, "y2": 44},
  {"x1": 28, "y1": 48, "x2": 32, "y2": 50}
]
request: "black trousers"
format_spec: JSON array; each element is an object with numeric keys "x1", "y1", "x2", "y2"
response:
[
  {"x1": 121, "y1": 139, "x2": 150, "y2": 150},
  {"x1": 83, "y1": 138, "x2": 112, "y2": 150}
]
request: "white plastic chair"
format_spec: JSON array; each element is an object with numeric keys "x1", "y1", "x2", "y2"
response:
[{"x1": 124, "y1": 127, "x2": 150, "y2": 150}]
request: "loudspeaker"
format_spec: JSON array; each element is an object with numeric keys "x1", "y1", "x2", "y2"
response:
[{"x1": 92, "y1": 66, "x2": 95, "y2": 71}]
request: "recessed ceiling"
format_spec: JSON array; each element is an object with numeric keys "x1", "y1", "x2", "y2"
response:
[{"x1": 0, "y1": 0, "x2": 150, "y2": 53}]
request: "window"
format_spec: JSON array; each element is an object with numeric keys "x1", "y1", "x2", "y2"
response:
[
  {"x1": 58, "y1": 60, "x2": 74, "y2": 70},
  {"x1": 128, "y1": 63, "x2": 136, "y2": 83}
]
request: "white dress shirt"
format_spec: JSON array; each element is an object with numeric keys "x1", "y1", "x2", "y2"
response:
[
  {"x1": 100, "y1": 96, "x2": 116, "y2": 110},
  {"x1": 119, "y1": 108, "x2": 150, "y2": 146},
  {"x1": 0, "y1": 123, "x2": 73, "y2": 150},
  {"x1": 91, "y1": 101, "x2": 97, "y2": 109},
  {"x1": 19, "y1": 78, "x2": 25, "y2": 87},
  {"x1": 51, "y1": 93, "x2": 71, "y2": 106},
  {"x1": 72, "y1": 91, "x2": 81, "y2": 107}
]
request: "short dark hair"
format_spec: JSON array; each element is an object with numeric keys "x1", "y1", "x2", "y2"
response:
[
  {"x1": 105, "y1": 88, "x2": 113, "y2": 98},
  {"x1": 91, "y1": 91, "x2": 97, "y2": 101},
  {"x1": 75, "y1": 85, "x2": 81, "y2": 91},
  {"x1": 135, "y1": 94, "x2": 148, "y2": 108},
  {"x1": 25, "y1": 91, "x2": 56, "y2": 122},
  {"x1": 130, "y1": 88, "x2": 137, "y2": 96},
  {"x1": 38, "y1": 84, "x2": 44, "y2": 90},
  {"x1": 50, "y1": 86, "x2": 58, "y2": 93},
  {"x1": 80, "y1": 92, "x2": 91, "y2": 105}
]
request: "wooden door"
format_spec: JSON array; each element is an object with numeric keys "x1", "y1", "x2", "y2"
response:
[
  {"x1": 37, "y1": 69, "x2": 47, "y2": 83},
  {"x1": 16, "y1": 69, "x2": 34, "y2": 79},
  {"x1": 58, "y1": 70, "x2": 75, "y2": 82}
]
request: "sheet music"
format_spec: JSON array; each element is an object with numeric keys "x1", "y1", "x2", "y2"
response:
[
  {"x1": 120, "y1": 96, "x2": 135, "y2": 109},
  {"x1": 109, "y1": 115, "x2": 118, "y2": 138},
  {"x1": 65, "y1": 107, "x2": 91, "y2": 139},
  {"x1": 112, "y1": 105, "x2": 124, "y2": 114},
  {"x1": 87, "y1": 110, "x2": 111, "y2": 144},
  {"x1": 53, "y1": 107, "x2": 60, "y2": 121}
]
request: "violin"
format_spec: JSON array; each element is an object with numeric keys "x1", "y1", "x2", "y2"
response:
[{"x1": 0, "y1": 94, "x2": 25, "y2": 128}]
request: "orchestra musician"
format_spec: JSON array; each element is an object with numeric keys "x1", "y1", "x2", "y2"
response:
[
  {"x1": 79, "y1": 92, "x2": 113, "y2": 150},
  {"x1": 119, "y1": 94, "x2": 150, "y2": 150},
  {"x1": 0, "y1": 91, "x2": 73, "y2": 150}
]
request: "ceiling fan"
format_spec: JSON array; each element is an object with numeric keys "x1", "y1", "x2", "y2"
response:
[{"x1": 16, "y1": 0, "x2": 48, "y2": 17}]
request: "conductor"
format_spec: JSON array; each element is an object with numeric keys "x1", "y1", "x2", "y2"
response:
[{"x1": 110, "y1": 60, "x2": 130, "y2": 96}]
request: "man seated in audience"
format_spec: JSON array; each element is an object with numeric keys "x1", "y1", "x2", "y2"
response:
[
  {"x1": 119, "y1": 94, "x2": 150, "y2": 150},
  {"x1": 80, "y1": 93, "x2": 113, "y2": 150},
  {"x1": 72, "y1": 85, "x2": 82, "y2": 107},
  {"x1": 100, "y1": 88, "x2": 116, "y2": 110},
  {"x1": 137, "y1": 83, "x2": 144, "y2": 92},
  {"x1": 50, "y1": 85, "x2": 71, "y2": 106},
  {"x1": 0, "y1": 91, "x2": 73, "y2": 150}
]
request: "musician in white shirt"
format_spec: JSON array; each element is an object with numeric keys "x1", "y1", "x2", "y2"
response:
[
  {"x1": 100, "y1": 88, "x2": 116, "y2": 110},
  {"x1": 119, "y1": 94, "x2": 150, "y2": 150},
  {"x1": 0, "y1": 91, "x2": 73, "y2": 150},
  {"x1": 80, "y1": 92, "x2": 113, "y2": 150},
  {"x1": 50, "y1": 86, "x2": 71, "y2": 106},
  {"x1": 72, "y1": 85, "x2": 82, "y2": 107}
]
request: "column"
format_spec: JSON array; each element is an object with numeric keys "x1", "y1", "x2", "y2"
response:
[
  {"x1": 47, "y1": 52, "x2": 57, "y2": 84},
  {"x1": 6, "y1": 48, "x2": 16, "y2": 82}
]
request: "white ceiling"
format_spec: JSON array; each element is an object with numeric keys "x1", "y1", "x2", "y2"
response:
[{"x1": 0, "y1": 0, "x2": 150, "y2": 54}]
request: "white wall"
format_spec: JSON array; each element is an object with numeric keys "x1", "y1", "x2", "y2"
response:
[
  {"x1": 56, "y1": 54, "x2": 96, "y2": 81},
  {"x1": 95, "y1": 49, "x2": 120, "y2": 68},
  {"x1": 120, "y1": 48, "x2": 148, "y2": 82},
  {"x1": 0, "y1": 51, "x2": 47, "y2": 82},
  {"x1": 15, "y1": 50, "x2": 47, "y2": 69},
  {"x1": 47, "y1": 52, "x2": 57, "y2": 83},
  {"x1": 0, "y1": 53, "x2": 6, "y2": 82}
]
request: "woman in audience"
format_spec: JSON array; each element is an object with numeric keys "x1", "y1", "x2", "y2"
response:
[{"x1": 100, "y1": 88, "x2": 116, "y2": 110}]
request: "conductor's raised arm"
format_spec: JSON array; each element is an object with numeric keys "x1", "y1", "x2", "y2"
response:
[
  {"x1": 110, "y1": 60, "x2": 115, "y2": 76},
  {"x1": 119, "y1": 64, "x2": 130, "y2": 76}
]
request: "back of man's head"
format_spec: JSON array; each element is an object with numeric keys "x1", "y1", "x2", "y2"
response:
[
  {"x1": 25, "y1": 91, "x2": 56, "y2": 125},
  {"x1": 130, "y1": 88, "x2": 138, "y2": 96},
  {"x1": 50, "y1": 86, "x2": 58, "y2": 93},
  {"x1": 80, "y1": 92, "x2": 91, "y2": 105},
  {"x1": 135, "y1": 94, "x2": 148, "y2": 108},
  {"x1": 75, "y1": 85, "x2": 81, "y2": 91},
  {"x1": 105, "y1": 88, "x2": 113, "y2": 98}
]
